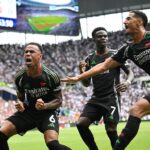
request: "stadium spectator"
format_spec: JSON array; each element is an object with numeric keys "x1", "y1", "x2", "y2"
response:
[
  {"x1": 0, "y1": 42, "x2": 71, "y2": 150},
  {"x1": 61, "y1": 10, "x2": 150, "y2": 150}
]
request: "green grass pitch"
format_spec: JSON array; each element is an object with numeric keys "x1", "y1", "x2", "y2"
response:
[
  {"x1": 9, "y1": 121, "x2": 150, "y2": 150},
  {"x1": 27, "y1": 16, "x2": 68, "y2": 33}
]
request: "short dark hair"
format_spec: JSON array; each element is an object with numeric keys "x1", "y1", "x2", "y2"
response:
[
  {"x1": 92, "y1": 27, "x2": 107, "y2": 38},
  {"x1": 24, "y1": 42, "x2": 43, "y2": 53},
  {"x1": 131, "y1": 10, "x2": 148, "y2": 28}
]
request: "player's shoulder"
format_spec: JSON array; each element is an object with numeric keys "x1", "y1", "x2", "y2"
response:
[
  {"x1": 109, "y1": 49, "x2": 117, "y2": 53},
  {"x1": 42, "y1": 65, "x2": 58, "y2": 75},
  {"x1": 86, "y1": 51, "x2": 95, "y2": 60},
  {"x1": 84, "y1": 52, "x2": 93, "y2": 62},
  {"x1": 108, "y1": 49, "x2": 118, "y2": 55},
  {"x1": 42, "y1": 65, "x2": 60, "y2": 82},
  {"x1": 15, "y1": 66, "x2": 26, "y2": 80},
  {"x1": 87, "y1": 51, "x2": 95, "y2": 57},
  {"x1": 118, "y1": 42, "x2": 130, "y2": 51},
  {"x1": 144, "y1": 31, "x2": 150, "y2": 39}
]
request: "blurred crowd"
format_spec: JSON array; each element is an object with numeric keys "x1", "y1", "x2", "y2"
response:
[
  {"x1": 0, "y1": 97, "x2": 16, "y2": 125},
  {"x1": 0, "y1": 30, "x2": 150, "y2": 126}
]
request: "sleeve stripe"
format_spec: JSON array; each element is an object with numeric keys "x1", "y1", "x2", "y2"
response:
[
  {"x1": 43, "y1": 66, "x2": 60, "y2": 84},
  {"x1": 15, "y1": 69, "x2": 26, "y2": 80}
]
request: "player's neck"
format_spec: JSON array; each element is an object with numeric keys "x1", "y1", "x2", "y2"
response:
[
  {"x1": 27, "y1": 64, "x2": 42, "y2": 78},
  {"x1": 132, "y1": 28, "x2": 146, "y2": 44},
  {"x1": 96, "y1": 47, "x2": 108, "y2": 55}
]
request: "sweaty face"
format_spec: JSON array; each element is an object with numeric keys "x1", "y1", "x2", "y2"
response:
[
  {"x1": 24, "y1": 45, "x2": 42, "y2": 67},
  {"x1": 94, "y1": 30, "x2": 108, "y2": 47},
  {"x1": 124, "y1": 12, "x2": 142, "y2": 34}
]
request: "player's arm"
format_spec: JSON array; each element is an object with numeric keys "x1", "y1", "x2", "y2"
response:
[
  {"x1": 44, "y1": 90, "x2": 62, "y2": 109},
  {"x1": 17, "y1": 91, "x2": 25, "y2": 102},
  {"x1": 79, "y1": 60, "x2": 91, "y2": 87},
  {"x1": 61, "y1": 57, "x2": 121, "y2": 83},
  {"x1": 121, "y1": 64, "x2": 134, "y2": 84},
  {"x1": 36, "y1": 70, "x2": 62, "y2": 110},
  {"x1": 15, "y1": 91, "x2": 26, "y2": 112},
  {"x1": 35, "y1": 90, "x2": 62, "y2": 110},
  {"x1": 116, "y1": 64, "x2": 134, "y2": 92},
  {"x1": 15, "y1": 72, "x2": 26, "y2": 112}
]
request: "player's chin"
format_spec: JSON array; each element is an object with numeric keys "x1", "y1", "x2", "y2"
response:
[
  {"x1": 125, "y1": 28, "x2": 132, "y2": 34},
  {"x1": 26, "y1": 63, "x2": 33, "y2": 67}
]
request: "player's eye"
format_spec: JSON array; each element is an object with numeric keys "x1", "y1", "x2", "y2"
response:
[{"x1": 24, "y1": 50, "x2": 34, "y2": 54}]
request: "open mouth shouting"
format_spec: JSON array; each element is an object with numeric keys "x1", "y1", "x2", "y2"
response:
[{"x1": 25, "y1": 58, "x2": 32, "y2": 66}]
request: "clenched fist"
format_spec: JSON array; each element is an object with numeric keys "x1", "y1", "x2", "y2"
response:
[
  {"x1": 15, "y1": 99, "x2": 25, "y2": 112},
  {"x1": 35, "y1": 98, "x2": 45, "y2": 110}
]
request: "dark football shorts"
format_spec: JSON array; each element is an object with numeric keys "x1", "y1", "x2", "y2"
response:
[
  {"x1": 143, "y1": 93, "x2": 150, "y2": 103},
  {"x1": 81, "y1": 94, "x2": 120, "y2": 125},
  {"x1": 7, "y1": 109, "x2": 59, "y2": 135}
]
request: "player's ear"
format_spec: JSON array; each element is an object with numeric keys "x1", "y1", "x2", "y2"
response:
[
  {"x1": 39, "y1": 53, "x2": 42, "y2": 60},
  {"x1": 138, "y1": 18, "x2": 144, "y2": 27}
]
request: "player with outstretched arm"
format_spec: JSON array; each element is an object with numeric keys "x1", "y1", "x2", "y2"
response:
[{"x1": 62, "y1": 10, "x2": 150, "y2": 150}]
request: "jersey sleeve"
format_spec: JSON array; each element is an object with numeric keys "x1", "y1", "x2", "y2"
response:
[
  {"x1": 14, "y1": 69, "x2": 25, "y2": 93},
  {"x1": 111, "y1": 44, "x2": 129, "y2": 64},
  {"x1": 120, "y1": 63, "x2": 130, "y2": 74},
  {"x1": 49, "y1": 70, "x2": 61, "y2": 93}
]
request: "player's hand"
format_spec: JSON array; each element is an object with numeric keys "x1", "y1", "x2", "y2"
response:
[
  {"x1": 61, "y1": 76, "x2": 80, "y2": 83},
  {"x1": 79, "y1": 61, "x2": 87, "y2": 73},
  {"x1": 15, "y1": 99, "x2": 25, "y2": 112},
  {"x1": 35, "y1": 98, "x2": 45, "y2": 110},
  {"x1": 115, "y1": 81, "x2": 130, "y2": 92}
]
